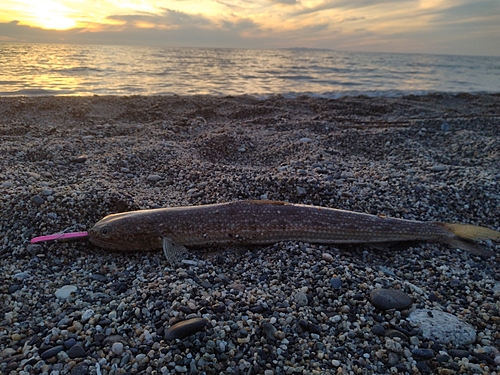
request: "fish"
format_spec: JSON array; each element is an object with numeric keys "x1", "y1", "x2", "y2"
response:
[{"x1": 87, "y1": 200, "x2": 499, "y2": 265}]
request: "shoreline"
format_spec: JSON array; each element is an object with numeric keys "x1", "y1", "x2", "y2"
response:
[{"x1": 1, "y1": 93, "x2": 499, "y2": 374}]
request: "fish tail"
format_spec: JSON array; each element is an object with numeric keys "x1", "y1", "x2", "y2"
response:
[
  {"x1": 441, "y1": 223, "x2": 499, "y2": 258},
  {"x1": 443, "y1": 223, "x2": 500, "y2": 242}
]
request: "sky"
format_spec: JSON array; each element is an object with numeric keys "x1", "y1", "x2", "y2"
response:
[{"x1": 0, "y1": 0, "x2": 499, "y2": 56}]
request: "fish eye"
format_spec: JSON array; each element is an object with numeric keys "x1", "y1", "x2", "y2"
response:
[{"x1": 101, "y1": 227, "x2": 110, "y2": 236}]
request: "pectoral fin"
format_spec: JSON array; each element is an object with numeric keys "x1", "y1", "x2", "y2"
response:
[{"x1": 162, "y1": 237, "x2": 189, "y2": 266}]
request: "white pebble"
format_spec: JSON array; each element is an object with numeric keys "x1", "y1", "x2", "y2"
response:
[
  {"x1": 81, "y1": 309, "x2": 94, "y2": 322},
  {"x1": 55, "y1": 285, "x2": 77, "y2": 299}
]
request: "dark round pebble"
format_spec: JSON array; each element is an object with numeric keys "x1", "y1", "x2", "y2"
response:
[
  {"x1": 309, "y1": 324, "x2": 321, "y2": 334},
  {"x1": 212, "y1": 303, "x2": 226, "y2": 313},
  {"x1": 32, "y1": 195, "x2": 45, "y2": 205},
  {"x1": 412, "y1": 348, "x2": 435, "y2": 359},
  {"x1": 369, "y1": 288, "x2": 412, "y2": 311},
  {"x1": 40, "y1": 345, "x2": 64, "y2": 360},
  {"x1": 179, "y1": 306, "x2": 193, "y2": 314},
  {"x1": 64, "y1": 338, "x2": 77, "y2": 349},
  {"x1": 249, "y1": 305, "x2": 265, "y2": 313},
  {"x1": 67, "y1": 344, "x2": 86, "y2": 359},
  {"x1": 164, "y1": 318, "x2": 207, "y2": 340},
  {"x1": 330, "y1": 278, "x2": 343, "y2": 289},
  {"x1": 371, "y1": 324, "x2": 386, "y2": 336}
]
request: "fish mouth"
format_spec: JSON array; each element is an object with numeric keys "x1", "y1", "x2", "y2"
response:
[{"x1": 87, "y1": 227, "x2": 121, "y2": 250}]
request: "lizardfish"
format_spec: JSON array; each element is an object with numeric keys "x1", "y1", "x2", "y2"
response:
[{"x1": 86, "y1": 200, "x2": 499, "y2": 264}]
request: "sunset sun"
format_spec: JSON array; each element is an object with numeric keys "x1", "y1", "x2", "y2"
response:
[
  {"x1": 35, "y1": 13, "x2": 76, "y2": 30},
  {"x1": 26, "y1": 0, "x2": 78, "y2": 30}
]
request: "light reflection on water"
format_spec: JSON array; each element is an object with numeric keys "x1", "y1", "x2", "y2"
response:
[{"x1": 0, "y1": 43, "x2": 499, "y2": 96}]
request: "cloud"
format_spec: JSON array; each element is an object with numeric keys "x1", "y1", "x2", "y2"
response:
[
  {"x1": 270, "y1": 0, "x2": 298, "y2": 4},
  {"x1": 107, "y1": 8, "x2": 212, "y2": 28},
  {"x1": 0, "y1": 0, "x2": 499, "y2": 56}
]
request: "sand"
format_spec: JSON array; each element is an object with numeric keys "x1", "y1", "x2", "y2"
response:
[{"x1": 1, "y1": 93, "x2": 499, "y2": 374}]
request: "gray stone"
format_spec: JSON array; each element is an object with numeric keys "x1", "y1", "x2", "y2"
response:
[
  {"x1": 111, "y1": 342, "x2": 124, "y2": 355},
  {"x1": 55, "y1": 285, "x2": 77, "y2": 299},
  {"x1": 431, "y1": 165, "x2": 447, "y2": 172},
  {"x1": 408, "y1": 309, "x2": 477, "y2": 345},
  {"x1": 370, "y1": 288, "x2": 412, "y2": 311},
  {"x1": 147, "y1": 174, "x2": 161, "y2": 182},
  {"x1": 295, "y1": 292, "x2": 308, "y2": 306}
]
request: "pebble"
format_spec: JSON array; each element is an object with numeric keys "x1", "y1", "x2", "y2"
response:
[
  {"x1": 369, "y1": 288, "x2": 412, "y2": 310},
  {"x1": 72, "y1": 154, "x2": 88, "y2": 163},
  {"x1": 64, "y1": 339, "x2": 77, "y2": 349},
  {"x1": 322, "y1": 253, "x2": 334, "y2": 262},
  {"x1": 294, "y1": 292, "x2": 308, "y2": 306},
  {"x1": 13, "y1": 272, "x2": 30, "y2": 280},
  {"x1": 111, "y1": 342, "x2": 124, "y2": 355},
  {"x1": 412, "y1": 348, "x2": 435, "y2": 359},
  {"x1": 67, "y1": 344, "x2": 86, "y2": 359},
  {"x1": 262, "y1": 323, "x2": 277, "y2": 341},
  {"x1": 299, "y1": 137, "x2": 312, "y2": 143},
  {"x1": 431, "y1": 165, "x2": 447, "y2": 172},
  {"x1": 40, "y1": 345, "x2": 64, "y2": 360},
  {"x1": 147, "y1": 174, "x2": 161, "y2": 181},
  {"x1": 4, "y1": 312, "x2": 14, "y2": 324},
  {"x1": 55, "y1": 285, "x2": 77, "y2": 299},
  {"x1": 330, "y1": 277, "x2": 342, "y2": 289},
  {"x1": 70, "y1": 363, "x2": 88, "y2": 375},
  {"x1": 32, "y1": 195, "x2": 45, "y2": 205},
  {"x1": 408, "y1": 309, "x2": 477, "y2": 345},
  {"x1": 81, "y1": 309, "x2": 94, "y2": 322},
  {"x1": 25, "y1": 171, "x2": 41, "y2": 179},
  {"x1": 164, "y1": 318, "x2": 207, "y2": 340},
  {"x1": 371, "y1": 324, "x2": 386, "y2": 336},
  {"x1": 296, "y1": 186, "x2": 306, "y2": 196},
  {"x1": 448, "y1": 349, "x2": 470, "y2": 358}
]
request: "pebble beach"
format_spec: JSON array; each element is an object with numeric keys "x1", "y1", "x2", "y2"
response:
[{"x1": 1, "y1": 93, "x2": 500, "y2": 374}]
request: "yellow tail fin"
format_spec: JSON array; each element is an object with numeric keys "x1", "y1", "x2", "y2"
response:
[
  {"x1": 443, "y1": 223, "x2": 500, "y2": 242},
  {"x1": 441, "y1": 223, "x2": 499, "y2": 258}
]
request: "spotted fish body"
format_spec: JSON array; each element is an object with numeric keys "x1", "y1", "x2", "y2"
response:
[{"x1": 88, "y1": 200, "x2": 498, "y2": 264}]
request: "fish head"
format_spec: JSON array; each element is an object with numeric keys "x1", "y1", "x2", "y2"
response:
[{"x1": 88, "y1": 211, "x2": 162, "y2": 251}]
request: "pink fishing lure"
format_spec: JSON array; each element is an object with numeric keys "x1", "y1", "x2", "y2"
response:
[{"x1": 30, "y1": 231, "x2": 89, "y2": 244}]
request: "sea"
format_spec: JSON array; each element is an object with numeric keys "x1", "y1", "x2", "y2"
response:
[{"x1": 1, "y1": 43, "x2": 499, "y2": 97}]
